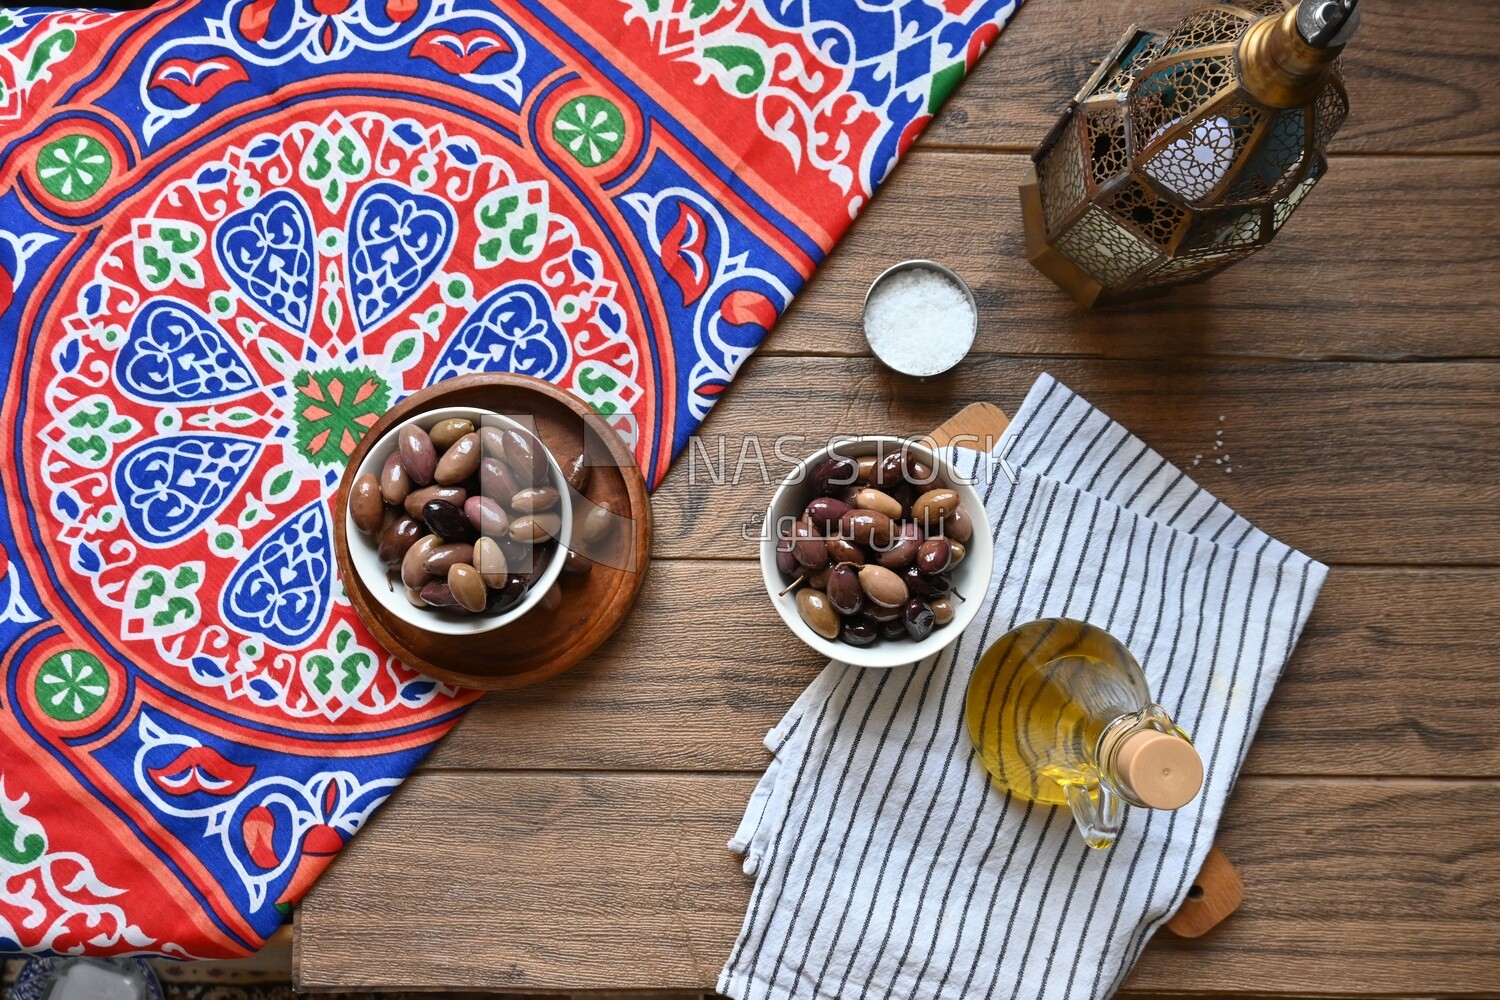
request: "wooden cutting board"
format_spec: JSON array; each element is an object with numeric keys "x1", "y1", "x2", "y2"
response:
[{"x1": 931, "y1": 402, "x2": 1242, "y2": 938}]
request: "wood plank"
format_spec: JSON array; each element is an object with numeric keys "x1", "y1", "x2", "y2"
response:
[
  {"x1": 1123, "y1": 778, "x2": 1500, "y2": 994},
  {"x1": 927, "y1": 0, "x2": 1500, "y2": 154},
  {"x1": 295, "y1": 775, "x2": 1500, "y2": 995},
  {"x1": 423, "y1": 566, "x2": 1500, "y2": 779},
  {"x1": 647, "y1": 356, "x2": 1500, "y2": 565},
  {"x1": 763, "y1": 152, "x2": 1500, "y2": 360}
]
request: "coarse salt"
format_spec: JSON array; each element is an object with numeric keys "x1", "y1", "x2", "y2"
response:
[{"x1": 864, "y1": 266, "x2": 975, "y2": 377}]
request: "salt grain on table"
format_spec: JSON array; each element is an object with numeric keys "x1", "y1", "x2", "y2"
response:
[{"x1": 864, "y1": 268, "x2": 975, "y2": 376}]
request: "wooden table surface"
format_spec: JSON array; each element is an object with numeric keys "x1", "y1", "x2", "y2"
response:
[{"x1": 295, "y1": 0, "x2": 1500, "y2": 994}]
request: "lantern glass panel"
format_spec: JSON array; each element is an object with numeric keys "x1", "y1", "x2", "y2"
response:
[
  {"x1": 1229, "y1": 0, "x2": 1291, "y2": 16},
  {"x1": 1312, "y1": 84, "x2": 1349, "y2": 147},
  {"x1": 1188, "y1": 205, "x2": 1265, "y2": 252},
  {"x1": 1272, "y1": 158, "x2": 1324, "y2": 228},
  {"x1": 1054, "y1": 207, "x2": 1161, "y2": 286},
  {"x1": 1226, "y1": 107, "x2": 1308, "y2": 204},
  {"x1": 1143, "y1": 103, "x2": 1263, "y2": 202},
  {"x1": 1090, "y1": 31, "x2": 1166, "y2": 100},
  {"x1": 1161, "y1": 6, "x2": 1252, "y2": 54},
  {"x1": 1039, "y1": 122, "x2": 1087, "y2": 235},
  {"x1": 1129, "y1": 55, "x2": 1238, "y2": 153},
  {"x1": 1082, "y1": 104, "x2": 1131, "y2": 187},
  {"x1": 1105, "y1": 176, "x2": 1191, "y2": 248}
]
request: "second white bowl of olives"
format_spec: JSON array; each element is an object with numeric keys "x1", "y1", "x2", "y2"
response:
[{"x1": 761, "y1": 437, "x2": 993, "y2": 669}]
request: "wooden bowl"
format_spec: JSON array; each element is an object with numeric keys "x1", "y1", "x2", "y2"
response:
[{"x1": 334, "y1": 373, "x2": 652, "y2": 690}]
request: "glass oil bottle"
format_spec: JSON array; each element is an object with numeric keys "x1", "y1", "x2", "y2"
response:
[{"x1": 966, "y1": 618, "x2": 1204, "y2": 848}]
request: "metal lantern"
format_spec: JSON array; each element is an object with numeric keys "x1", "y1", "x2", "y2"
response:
[{"x1": 1020, "y1": 0, "x2": 1360, "y2": 307}]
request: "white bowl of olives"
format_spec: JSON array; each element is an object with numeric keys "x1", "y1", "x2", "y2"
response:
[
  {"x1": 761, "y1": 436, "x2": 993, "y2": 669},
  {"x1": 343, "y1": 406, "x2": 573, "y2": 636}
]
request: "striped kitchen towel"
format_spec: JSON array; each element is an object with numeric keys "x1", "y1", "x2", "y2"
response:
[{"x1": 719, "y1": 374, "x2": 1327, "y2": 1000}]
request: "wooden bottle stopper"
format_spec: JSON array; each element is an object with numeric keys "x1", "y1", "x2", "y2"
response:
[{"x1": 1115, "y1": 730, "x2": 1204, "y2": 809}]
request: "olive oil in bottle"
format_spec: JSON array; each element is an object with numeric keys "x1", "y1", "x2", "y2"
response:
[{"x1": 966, "y1": 618, "x2": 1203, "y2": 848}]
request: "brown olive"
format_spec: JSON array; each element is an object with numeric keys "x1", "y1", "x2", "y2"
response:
[
  {"x1": 350, "y1": 473, "x2": 384, "y2": 533},
  {"x1": 807, "y1": 564, "x2": 831, "y2": 589},
  {"x1": 948, "y1": 542, "x2": 967, "y2": 568},
  {"x1": 434, "y1": 431, "x2": 482, "y2": 485},
  {"x1": 512, "y1": 487, "x2": 560, "y2": 513},
  {"x1": 902, "y1": 598, "x2": 936, "y2": 641},
  {"x1": 398, "y1": 425, "x2": 437, "y2": 485},
  {"x1": 810, "y1": 455, "x2": 859, "y2": 496},
  {"x1": 464, "y1": 495, "x2": 509, "y2": 538},
  {"x1": 404, "y1": 485, "x2": 467, "y2": 519},
  {"x1": 826, "y1": 563, "x2": 863, "y2": 615},
  {"x1": 472, "y1": 536, "x2": 508, "y2": 587},
  {"x1": 479, "y1": 456, "x2": 520, "y2": 506},
  {"x1": 945, "y1": 505, "x2": 974, "y2": 544},
  {"x1": 795, "y1": 588, "x2": 840, "y2": 640},
  {"x1": 931, "y1": 597, "x2": 956, "y2": 626},
  {"x1": 580, "y1": 501, "x2": 619, "y2": 545},
  {"x1": 379, "y1": 451, "x2": 411, "y2": 505},
  {"x1": 511, "y1": 512, "x2": 561, "y2": 543},
  {"x1": 912, "y1": 488, "x2": 960, "y2": 526},
  {"x1": 855, "y1": 455, "x2": 879, "y2": 484},
  {"x1": 423, "y1": 542, "x2": 475, "y2": 575},
  {"x1": 902, "y1": 459, "x2": 935, "y2": 488},
  {"x1": 840, "y1": 508, "x2": 894, "y2": 548},
  {"x1": 377, "y1": 515, "x2": 424, "y2": 566},
  {"x1": 429, "y1": 417, "x2": 475, "y2": 451},
  {"x1": 478, "y1": 425, "x2": 507, "y2": 459},
  {"x1": 401, "y1": 533, "x2": 442, "y2": 589},
  {"x1": 563, "y1": 549, "x2": 593, "y2": 576},
  {"x1": 448, "y1": 563, "x2": 488, "y2": 613},
  {"x1": 403, "y1": 585, "x2": 427, "y2": 608},
  {"x1": 775, "y1": 527, "x2": 798, "y2": 575},
  {"x1": 804, "y1": 497, "x2": 851, "y2": 534},
  {"x1": 564, "y1": 452, "x2": 592, "y2": 492},
  {"x1": 854, "y1": 488, "x2": 903, "y2": 520},
  {"x1": 501, "y1": 428, "x2": 546, "y2": 485},
  {"x1": 858, "y1": 564, "x2": 908, "y2": 608},
  {"x1": 826, "y1": 537, "x2": 866, "y2": 565},
  {"x1": 792, "y1": 518, "x2": 829, "y2": 569},
  {"x1": 538, "y1": 582, "x2": 562, "y2": 613},
  {"x1": 418, "y1": 580, "x2": 461, "y2": 609},
  {"x1": 916, "y1": 537, "x2": 952, "y2": 574},
  {"x1": 422, "y1": 499, "x2": 473, "y2": 542},
  {"x1": 878, "y1": 522, "x2": 923, "y2": 570}
]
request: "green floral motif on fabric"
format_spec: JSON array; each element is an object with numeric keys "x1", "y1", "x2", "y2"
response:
[
  {"x1": 0, "y1": 797, "x2": 45, "y2": 866},
  {"x1": 36, "y1": 134, "x2": 112, "y2": 202},
  {"x1": 292, "y1": 366, "x2": 392, "y2": 467},
  {"x1": 35, "y1": 649, "x2": 109, "y2": 722},
  {"x1": 552, "y1": 96, "x2": 625, "y2": 167},
  {"x1": 304, "y1": 627, "x2": 373, "y2": 697}
]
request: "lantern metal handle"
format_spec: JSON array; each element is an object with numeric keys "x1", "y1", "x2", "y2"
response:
[{"x1": 1298, "y1": 0, "x2": 1360, "y2": 48}]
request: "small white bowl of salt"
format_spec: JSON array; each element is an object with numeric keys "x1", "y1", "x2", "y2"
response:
[{"x1": 861, "y1": 260, "x2": 977, "y2": 377}]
